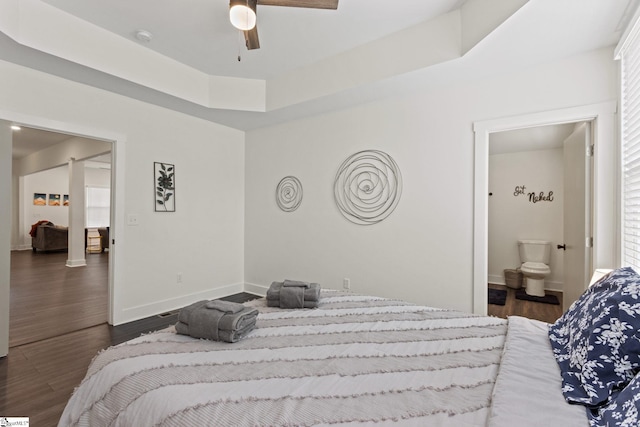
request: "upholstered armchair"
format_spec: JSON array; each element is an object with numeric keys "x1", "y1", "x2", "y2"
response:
[{"x1": 31, "y1": 224, "x2": 69, "y2": 252}]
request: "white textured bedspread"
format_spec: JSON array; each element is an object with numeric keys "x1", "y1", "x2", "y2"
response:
[
  {"x1": 59, "y1": 291, "x2": 508, "y2": 426},
  {"x1": 488, "y1": 316, "x2": 588, "y2": 427}
]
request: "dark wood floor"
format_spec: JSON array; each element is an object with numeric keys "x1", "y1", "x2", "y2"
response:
[
  {"x1": 487, "y1": 283, "x2": 563, "y2": 324},
  {"x1": 10, "y1": 250, "x2": 108, "y2": 347}
]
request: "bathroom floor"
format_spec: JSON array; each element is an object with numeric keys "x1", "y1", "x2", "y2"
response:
[{"x1": 487, "y1": 283, "x2": 563, "y2": 324}]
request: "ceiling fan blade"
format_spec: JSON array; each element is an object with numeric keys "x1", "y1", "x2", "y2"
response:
[
  {"x1": 257, "y1": 0, "x2": 338, "y2": 9},
  {"x1": 244, "y1": 26, "x2": 260, "y2": 50}
]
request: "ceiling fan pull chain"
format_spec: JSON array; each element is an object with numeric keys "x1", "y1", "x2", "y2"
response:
[{"x1": 237, "y1": 30, "x2": 243, "y2": 61}]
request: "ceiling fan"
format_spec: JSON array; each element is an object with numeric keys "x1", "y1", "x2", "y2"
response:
[{"x1": 229, "y1": 0, "x2": 339, "y2": 50}]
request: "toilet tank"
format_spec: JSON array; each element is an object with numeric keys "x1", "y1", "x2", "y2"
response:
[{"x1": 518, "y1": 240, "x2": 551, "y2": 264}]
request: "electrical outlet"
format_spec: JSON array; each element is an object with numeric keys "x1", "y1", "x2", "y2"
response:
[
  {"x1": 343, "y1": 278, "x2": 350, "y2": 290},
  {"x1": 127, "y1": 214, "x2": 139, "y2": 226},
  {"x1": 177, "y1": 272, "x2": 183, "y2": 284}
]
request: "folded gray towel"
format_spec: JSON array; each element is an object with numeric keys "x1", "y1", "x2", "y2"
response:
[
  {"x1": 266, "y1": 281, "x2": 321, "y2": 309},
  {"x1": 266, "y1": 281, "x2": 321, "y2": 303},
  {"x1": 176, "y1": 300, "x2": 258, "y2": 342},
  {"x1": 190, "y1": 305, "x2": 225, "y2": 340},
  {"x1": 206, "y1": 300, "x2": 244, "y2": 314},
  {"x1": 281, "y1": 285, "x2": 304, "y2": 308},
  {"x1": 266, "y1": 299, "x2": 319, "y2": 308},
  {"x1": 178, "y1": 300, "x2": 208, "y2": 325},
  {"x1": 175, "y1": 319, "x2": 255, "y2": 343},
  {"x1": 217, "y1": 306, "x2": 258, "y2": 332},
  {"x1": 283, "y1": 279, "x2": 310, "y2": 288}
]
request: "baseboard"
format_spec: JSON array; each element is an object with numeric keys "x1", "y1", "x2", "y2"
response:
[
  {"x1": 11, "y1": 244, "x2": 32, "y2": 251},
  {"x1": 115, "y1": 282, "x2": 245, "y2": 326},
  {"x1": 243, "y1": 282, "x2": 268, "y2": 296},
  {"x1": 115, "y1": 281, "x2": 336, "y2": 326},
  {"x1": 488, "y1": 275, "x2": 563, "y2": 293},
  {"x1": 488, "y1": 274, "x2": 505, "y2": 285},
  {"x1": 543, "y1": 280, "x2": 563, "y2": 293},
  {"x1": 65, "y1": 259, "x2": 87, "y2": 268}
]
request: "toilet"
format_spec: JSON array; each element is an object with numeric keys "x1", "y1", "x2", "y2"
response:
[{"x1": 517, "y1": 240, "x2": 551, "y2": 297}]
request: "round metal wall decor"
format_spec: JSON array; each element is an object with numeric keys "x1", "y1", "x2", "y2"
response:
[
  {"x1": 333, "y1": 150, "x2": 402, "y2": 225},
  {"x1": 276, "y1": 176, "x2": 303, "y2": 212}
]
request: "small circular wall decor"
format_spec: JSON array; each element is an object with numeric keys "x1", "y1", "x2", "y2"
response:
[
  {"x1": 276, "y1": 176, "x2": 303, "y2": 212},
  {"x1": 333, "y1": 150, "x2": 402, "y2": 225}
]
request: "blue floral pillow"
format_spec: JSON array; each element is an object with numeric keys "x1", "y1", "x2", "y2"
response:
[
  {"x1": 548, "y1": 266, "x2": 640, "y2": 407},
  {"x1": 587, "y1": 371, "x2": 640, "y2": 426}
]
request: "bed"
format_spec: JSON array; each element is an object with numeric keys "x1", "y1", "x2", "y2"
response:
[{"x1": 59, "y1": 268, "x2": 640, "y2": 426}]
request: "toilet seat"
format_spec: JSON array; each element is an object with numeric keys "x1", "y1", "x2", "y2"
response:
[{"x1": 521, "y1": 262, "x2": 550, "y2": 275}]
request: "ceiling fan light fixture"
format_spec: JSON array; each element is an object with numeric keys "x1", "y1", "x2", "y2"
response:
[{"x1": 229, "y1": 0, "x2": 257, "y2": 31}]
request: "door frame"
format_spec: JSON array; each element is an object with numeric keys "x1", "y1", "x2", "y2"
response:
[
  {"x1": 562, "y1": 121, "x2": 594, "y2": 311},
  {"x1": 472, "y1": 102, "x2": 618, "y2": 315},
  {"x1": 1, "y1": 108, "x2": 125, "y2": 356}
]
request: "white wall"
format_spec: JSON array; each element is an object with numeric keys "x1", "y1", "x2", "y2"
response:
[
  {"x1": 245, "y1": 47, "x2": 617, "y2": 313},
  {"x1": 85, "y1": 166, "x2": 111, "y2": 188},
  {"x1": 23, "y1": 165, "x2": 70, "y2": 228},
  {"x1": 0, "y1": 59, "x2": 245, "y2": 327},
  {"x1": 488, "y1": 148, "x2": 564, "y2": 289}
]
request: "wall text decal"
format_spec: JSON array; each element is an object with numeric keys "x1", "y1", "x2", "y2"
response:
[
  {"x1": 529, "y1": 191, "x2": 554, "y2": 203},
  {"x1": 513, "y1": 185, "x2": 554, "y2": 203}
]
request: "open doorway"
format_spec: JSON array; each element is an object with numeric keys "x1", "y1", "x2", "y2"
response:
[
  {"x1": 486, "y1": 122, "x2": 592, "y2": 323},
  {"x1": 472, "y1": 102, "x2": 618, "y2": 317},
  {"x1": 9, "y1": 126, "x2": 113, "y2": 347}
]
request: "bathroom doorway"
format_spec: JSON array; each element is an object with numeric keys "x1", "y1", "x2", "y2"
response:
[
  {"x1": 472, "y1": 102, "x2": 617, "y2": 316},
  {"x1": 487, "y1": 121, "x2": 593, "y2": 315}
]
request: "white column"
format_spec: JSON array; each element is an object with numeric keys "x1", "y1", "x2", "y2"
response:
[
  {"x1": 18, "y1": 175, "x2": 29, "y2": 249},
  {"x1": 0, "y1": 121, "x2": 12, "y2": 357},
  {"x1": 66, "y1": 158, "x2": 86, "y2": 267},
  {"x1": 10, "y1": 169, "x2": 18, "y2": 249}
]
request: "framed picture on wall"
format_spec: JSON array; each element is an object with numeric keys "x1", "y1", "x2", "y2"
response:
[
  {"x1": 63, "y1": 195, "x2": 70, "y2": 206},
  {"x1": 154, "y1": 162, "x2": 175, "y2": 212},
  {"x1": 48, "y1": 194, "x2": 61, "y2": 206},
  {"x1": 33, "y1": 193, "x2": 46, "y2": 206}
]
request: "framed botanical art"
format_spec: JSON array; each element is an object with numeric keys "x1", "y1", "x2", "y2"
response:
[{"x1": 154, "y1": 162, "x2": 175, "y2": 212}]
